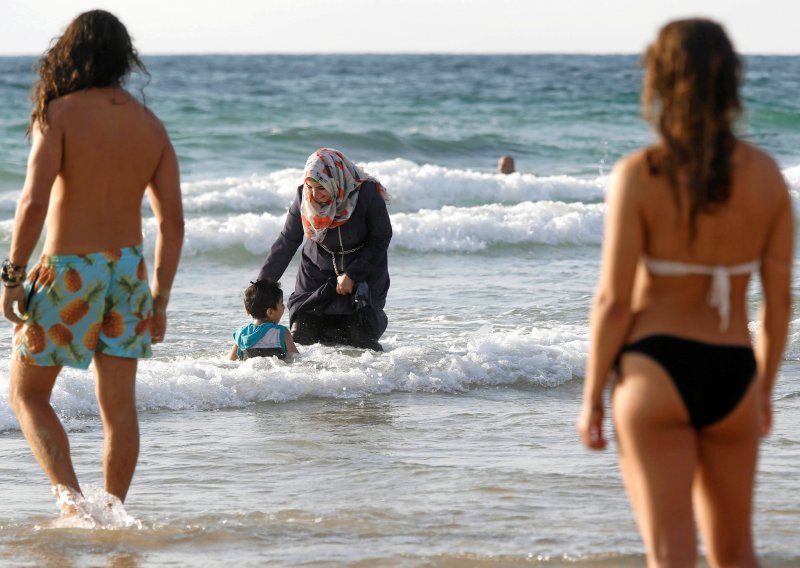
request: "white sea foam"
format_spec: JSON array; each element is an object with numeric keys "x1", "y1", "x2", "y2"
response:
[
  {"x1": 0, "y1": 324, "x2": 588, "y2": 432},
  {"x1": 165, "y1": 212, "x2": 287, "y2": 256},
  {"x1": 389, "y1": 201, "x2": 604, "y2": 251},
  {"x1": 0, "y1": 158, "x2": 798, "y2": 221},
  {"x1": 144, "y1": 200, "x2": 605, "y2": 257},
  {"x1": 365, "y1": 159, "x2": 609, "y2": 210},
  {"x1": 0, "y1": 194, "x2": 21, "y2": 214},
  {"x1": 781, "y1": 164, "x2": 800, "y2": 215},
  {"x1": 1, "y1": 159, "x2": 799, "y2": 217},
  {"x1": 174, "y1": 159, "x2": 800, "y2": 216},
  {"x1": 3, "y1": 316, "x2": 793, "y2": 433},
  {"x1": 178, "y1": 159, "x2": 608, "y2": 214},
  {"x1": 783, "y1": 318, "x2": 800, "y2": 361},
  {"x1": 180, "y1": 171, "x2": 299, "y2": 213}
]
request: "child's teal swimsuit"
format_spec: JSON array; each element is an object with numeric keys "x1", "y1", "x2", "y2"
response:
[
  {"x1": 14, "y1": 245, "x2": 153, "y2": 369},
  {"x1": 232, "y1": 321, "x2": 288, "y2": 360}
]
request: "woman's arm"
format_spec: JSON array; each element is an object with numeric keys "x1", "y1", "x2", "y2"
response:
[
  {"x1": 756, "y1": 170, "x2": 794, "y2": 436},
  {"x1": 578, "y1": 155, "x2": 645, "y2": 450},
  {"x1": 258, "y1": 188, "x2": 304, "y2": 281},
  {"x1": 343, "y1": 185, "x2": 392, "y2": 283},
  {"x1": 229, "y1": 344, "x2": 239, "y2": 361}
]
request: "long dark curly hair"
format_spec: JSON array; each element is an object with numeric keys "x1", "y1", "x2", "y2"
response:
[
  {"x1": 29, "y1": 10, "x2": 147, "y2": 135},
  {"x1": 643, "y1": 19, "x2": 742, "y2": 239}
]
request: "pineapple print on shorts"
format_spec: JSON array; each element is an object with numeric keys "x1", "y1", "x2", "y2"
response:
[
  {"x1": 63, "y1": 264, "x2": 84, "y2": 293},
  {"x1": 13, "y1": 245, "x2": 153, "y2": 369},
  {"x1": 14, "y1": 258, "x2": 106, "y2": 368},
  {"x1": 12, "y1": 260, "x2": 52, "y2": 365},
  {"x1": 96, "y1": 246, "x2": 153, "y2": 360},
  {"x1": 125, "y1": 291, "x2": 154, "y2": 358},
  {"x1": 102, "y1": 295, "x2": 126, "y2": 339},
  {"x1": 60, "y1": 281, "x2": 104, "y2": 326},
  {"x1": 13, "y1": 302, "x2": 46, "y2": 366}
]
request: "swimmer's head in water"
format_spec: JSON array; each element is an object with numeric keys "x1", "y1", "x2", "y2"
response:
[{"x1": 498, "y1": 155, "x2": 515, "y2": 174}]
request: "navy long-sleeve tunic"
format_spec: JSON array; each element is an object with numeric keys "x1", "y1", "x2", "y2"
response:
[{"x1": 257, "y1": 181, "x2": 391, "y2": 337}]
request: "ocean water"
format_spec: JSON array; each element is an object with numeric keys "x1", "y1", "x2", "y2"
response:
[{"x1": 0, "y1": 54, "x2": 798, "y2": 566}]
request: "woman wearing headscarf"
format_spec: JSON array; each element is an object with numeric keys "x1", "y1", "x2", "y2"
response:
[
  {"x1": 577, "y1": 19, "x2": 793, "y2": 566},
  {"x1": 257, "y1": 148, "x2": 392, "y2": 351}
]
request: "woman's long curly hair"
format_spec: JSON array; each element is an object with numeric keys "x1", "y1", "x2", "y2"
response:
[
  {"x1": 643, "y1": 19, "x2": 742, "y2": 240},
  {"x1": 29, "y1": 10, "x2": 147, "y2": 135}
]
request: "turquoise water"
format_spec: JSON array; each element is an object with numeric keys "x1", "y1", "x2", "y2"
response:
[
  {"x1": 2, "y1": 54, "x2": 798, "y2": 184},
  {"x1": 0, "y1": 55, "x2": 798, "y2": 566}
]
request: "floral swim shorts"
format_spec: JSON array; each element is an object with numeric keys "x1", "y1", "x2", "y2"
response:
[{"x1": 13, "y1": 245, "x2": 153, "y2": 369}]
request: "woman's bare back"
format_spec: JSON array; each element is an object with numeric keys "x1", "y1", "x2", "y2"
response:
[{"x1": 625, "y1": 141, "x2": 790, "y2": 344}]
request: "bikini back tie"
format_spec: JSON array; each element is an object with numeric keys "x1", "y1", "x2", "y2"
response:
[{"x1": 645, "y1": 257, "x2": 760, "y2": 332}]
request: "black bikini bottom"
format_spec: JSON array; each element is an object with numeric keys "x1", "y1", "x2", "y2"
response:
[{"x1": 619, "y1": 334, "x2": 756, "y2": 429}]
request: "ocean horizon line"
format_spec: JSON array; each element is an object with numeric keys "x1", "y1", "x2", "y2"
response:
[{"x1": 1, "y1": 50, "x2": 799, "y2": 58}]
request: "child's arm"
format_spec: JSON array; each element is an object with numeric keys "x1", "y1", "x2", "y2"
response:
[
  {"x1": 229, "y1": 344, "x2": 239, "y2": 361},
  {"x1": 284, "y1": 329, "x2": 299, "y2": 353}
]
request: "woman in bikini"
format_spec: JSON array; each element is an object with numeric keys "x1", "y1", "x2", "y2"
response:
[{"x1": 578, "y1": 19, "x2": 793, "y2": 566}]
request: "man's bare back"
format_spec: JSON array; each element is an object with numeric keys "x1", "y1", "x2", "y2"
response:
[{"x1": 42, "y1": 87, "x2": 174, "y2": 255}]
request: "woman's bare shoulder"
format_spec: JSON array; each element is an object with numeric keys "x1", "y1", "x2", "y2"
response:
[
  {"x1": 607, "y1": 149, "x2": 653, "y2": 201},
  {"x1": 737, "y1": 141, "x2": 783, "y2": 176},
  {"x1": 613, "y1": 148, "x2": 650, "y2": 175},
  {"x1": 736, "y1": 141, "x2": 789, "y2": 200}
]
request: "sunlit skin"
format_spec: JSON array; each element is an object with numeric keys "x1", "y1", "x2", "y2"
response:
[
  {"x1": 304, "y1": 177, "x2": 354, "y2": 295},
  {"x1": 3, "y1": 84, "x2": 184, "y2": 508},
  {"x1": 577, "y1": 20, "x2": 793, "y2": 563}
]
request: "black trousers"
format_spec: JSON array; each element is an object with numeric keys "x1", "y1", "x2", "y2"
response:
[{"x1": 291, "y1": 312, "x2": 383, "y2": 351}]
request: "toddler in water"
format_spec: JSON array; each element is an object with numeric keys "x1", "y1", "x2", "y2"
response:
[{"x1": 229, "y1": 279, "x2": 298, "y2": 360}]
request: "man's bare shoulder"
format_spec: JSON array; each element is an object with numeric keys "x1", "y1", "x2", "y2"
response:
[
  {"x1": 136, "y1": 103, "x2": 170, "y2": 141},
  {"x1": 48, "y1": 89, "x2": 166, "y2": 131},
  {"x1": 44, "y1": 89, "x2": 100, "y2": 122}
]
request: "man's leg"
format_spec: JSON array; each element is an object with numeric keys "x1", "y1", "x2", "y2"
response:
[
  {"x1": 8, "y1": 360, "x2": 81, "y2": 494},
  {"x1": 93, "y1": 352, "x2": 138, "y2": 503}
]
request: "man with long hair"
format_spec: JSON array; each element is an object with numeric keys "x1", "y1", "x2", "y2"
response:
[{"x1": 1, "y1": 10, "x2": 184, "y2": 515}]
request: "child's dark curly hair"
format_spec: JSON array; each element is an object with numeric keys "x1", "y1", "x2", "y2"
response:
[{"x1": 244, "y1": 279, "x2": 283, "y2": 317}]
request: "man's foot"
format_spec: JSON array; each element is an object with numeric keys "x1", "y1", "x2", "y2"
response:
[{"x1": 53, "y1": 484, "x2": 90, "y2": 519}]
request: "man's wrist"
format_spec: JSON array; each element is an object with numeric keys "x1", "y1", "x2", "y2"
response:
[
  {"x1": 152, "y1": 288, "x2": 170, "y2": 303},
  {"x1": 1, "y1": 259, "x2": 27, "y2": 288}
]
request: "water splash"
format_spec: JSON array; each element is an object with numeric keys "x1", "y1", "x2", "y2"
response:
[{"x1": 37, "y1": 484, "x2": 142, "y2": 530}]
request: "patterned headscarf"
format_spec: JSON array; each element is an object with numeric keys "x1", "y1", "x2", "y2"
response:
[{"x1": 300, "y1": 148, "x2": 391, "y2": 243}]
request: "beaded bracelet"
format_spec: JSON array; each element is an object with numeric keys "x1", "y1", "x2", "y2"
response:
[{"x1": 1, "y1": 259, "x2": 27, "y2": 288}]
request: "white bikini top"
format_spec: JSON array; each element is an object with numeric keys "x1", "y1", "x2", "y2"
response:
[{"x1": 644, "y1": 257, "x2": 760, "y2": 332}]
